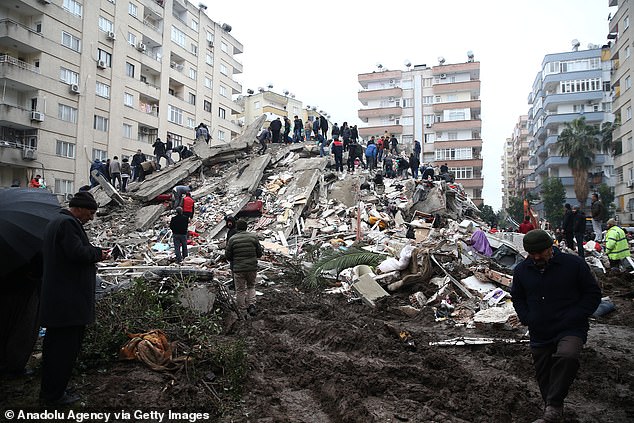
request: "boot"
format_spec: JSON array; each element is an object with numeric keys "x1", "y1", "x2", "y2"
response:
[{"x1": 543, "y1": 405, "x2": 563, "y2": 422}]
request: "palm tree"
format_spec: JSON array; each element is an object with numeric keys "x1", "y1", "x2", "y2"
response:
[{"x1": 556, "y1": 117, "x2": 600, "y2": 208}]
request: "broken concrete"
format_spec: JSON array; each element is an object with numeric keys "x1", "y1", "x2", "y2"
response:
[
  {"x1": 91, "y1": 170, "x2": 125, "y2": 206},
  {"x1": 132, "y1": 157, "x2": 202, "y2": 202},
  {"x1": 135, "y1": 204, "x2": 167, "y2": 231},
  {"x1": 351, "y1": 274, "x2": 390, "y2": 307}
]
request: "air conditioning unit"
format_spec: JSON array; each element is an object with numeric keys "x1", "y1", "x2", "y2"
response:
[
  {"x1": 136, "y1": 42, "x2": 147, "y2": 52},
  {"x1": 388, "y1": 96, "x2": 395, "y2": 102},
  {"x1": 69, "y1": 83, "x2": 80, "y2": 94},
  {"x1": 22, "y1": 149, "x2": 37, "y2": 161},
  {"x1": 31, "y1": 111, "x2": 44, "y2": 122},
  {"x1": 97, "y1": 59, "x2": 106, "y2": 69},
  {"x1": 106, "y1": 31, "x2": 116, "y2": 41},
  {"x1": 208, "y1": 40, "x2": 214, "y2": 48},
  {"x1": 627, "y1": 180, "x2": 634, "y2": 188},
  {"x1": 141, "y1": 127, "x2": 149, "y2": 134},
  {"x1": 440, "y1": 73, "x2": 447, "y2": 79}
]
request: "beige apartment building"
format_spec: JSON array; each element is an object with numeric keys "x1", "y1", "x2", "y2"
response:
[
  {"x1": 609, "y1": 0, "x2": 634, "y2": 224},
  {"x1": 0, "y1": 0, "x2": 243, "y2": 198},
  {"x1": 501, "y1": 115, "x2": 534, "y2": 209},
  {"x1": 358, "y1": 58, "x2": 484, "y2": 204}
]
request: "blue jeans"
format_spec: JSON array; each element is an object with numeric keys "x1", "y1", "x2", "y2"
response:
[
  {"x1": 294, "y1": 128, "x2": 302, "y2": 142},
  {"x1": 173, "y1": 234, "x2": 188, "y2": 262}
]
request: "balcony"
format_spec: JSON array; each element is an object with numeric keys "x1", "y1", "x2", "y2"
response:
[
  {"x1": 432, "y1": 119, "x2": 481, "y2": 132},
  {"x1": 544, "y1": 111, "x2": 605, "y2": 128},
  {"x1": 433, "y1": 80, "x2": 480, "y2": 95},
  {"x1": 359, "y1": 124, "x2": 403, "y2": 138},
  {"x1": 221, "y1": 54, "x2": 243, "y2": 75},
  {"x1": 358, "y1": 69, "x2": 402, "y2": 84},
  {"x1": 0, "y1": 19, "x2": 45, "y2": 54},
  {"x1": 0, "y1": 55, "x2": 45, "y2": 90},
  {"x1": 0, "y1": 103, "x2": 39, "y2": 128},
  {"x1": 457, "y1": 178, "x2": 484, "y2": 188},
  {"x1": 432, "y1": 61, "x2": 480, "y2": 77},
  {"x1": 358, "y1": 106, "x2": 402, "y2": 120},
  {"x1": 448, "y1": 158, "x2": 483, "y2": 168},
  {"x1": 544, "y1": 156, "x2": 569, "y2": 167},
  {"x1": 358, "y1": 87, "x2": 403, "y2": 104},
  {"x1": 542, "y1": 91, "x2": 604, "y2": 111},
  {"x1": 432, "y1": 99, "x2": 480, "y2": 113}
]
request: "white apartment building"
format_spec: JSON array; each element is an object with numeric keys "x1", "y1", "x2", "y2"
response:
[
  {"x1": 358, "y1": 58, "x2": 484, "y2": 204},
  {"x1": 0, "y1": 0, "x2": 243, "y2": 198},
  {"x1": 501, "y1": 115, "x2": 534, "y2": 209}
]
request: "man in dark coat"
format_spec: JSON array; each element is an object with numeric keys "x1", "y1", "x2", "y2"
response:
[
  {"x1": 170, "y1": 207, "x2": 189, "y2": 263},
  {"x1": 269, "y1": 117, "x2": 282, "y2": 144},
  {"x1": 320, "y1": 116, "x2": 329, "y2": 139},
  {"x1": 152, "y1": 137, "x2": 167, "y2": 170},
  {"x1": 573, "y1": 205, "x2": 586, "y2": 257},
  {"x1": 89, "y1": 159, "x2": 103, "y2": 187},
  {"x1": 39, "y1": 191, "x2": 108, "y2": 405},
  {"x1": 283, "y1": 116, "x2": 292, "y2": 144},
  {"x1": 562, "y1": 203, "x2": 575, "y2": 250},
  {"x1": 131, "y1": 149, "x2": 146, "y2": 182},
  {"x1": 225, "y1": 220, "x2": 263, "y2": 318},
  {"x1": 511, "y1": 229, "x2": 601, "y2": 423}
]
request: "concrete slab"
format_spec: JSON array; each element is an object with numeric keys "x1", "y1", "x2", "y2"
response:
[
  {"x1": 135, "y1": 204, "x2": 166, "y2": 231},
  {"x1": 132, "y1": 158, "x2": 202, "y2": 202},
  {"x1": 351, "y1": 273, "x2": 389, "y2": 307},
  {"x1": 179, "y1": 284, "x2": 216, "y2": 313}
]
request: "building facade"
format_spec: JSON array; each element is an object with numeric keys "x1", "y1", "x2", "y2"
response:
[
  {"x1": 501, "y1": 115, "x2": 534, "y2": 210},
  {"x1": 608, "y1": 0, "x2": 634, "y2": 224},
  {"x1": 357, "y1": 59, "x2": 484, "y2": 204},
  {"x1": 0, "y1": 0, "x2": 243, "y2": 198},
  {"x1": 526, "y1": 46, "x2": 614, "y2": 214}
]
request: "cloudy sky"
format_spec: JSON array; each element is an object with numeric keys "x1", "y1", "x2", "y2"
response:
[{"x1": 203, "y1": 0, "x2": 614, "y2": 211}]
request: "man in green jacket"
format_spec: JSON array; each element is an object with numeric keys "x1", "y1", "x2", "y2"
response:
[
  {"x1": 225, "y1": 220, "x2": 263, "y2": 318},
  {"x1": 605, "y1": 219, "x2": 630, "y2": 269}
]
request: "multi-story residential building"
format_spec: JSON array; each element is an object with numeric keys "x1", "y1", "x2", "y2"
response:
[
  {"x1": 0, "y1": 0, "x2": 243, "y2": 199},
  {"x1": 608, "y1": 0, "x2": 634, "y2": 224},
  {"x1": 501, "y1": 137, "x2": 515, "y2": 210},
  {"x1": 526, "y1": 46, "x2": 614, "y2": 215},
  {"x1": 358, "y1": 58, "x2": 484, "y2": 204}
]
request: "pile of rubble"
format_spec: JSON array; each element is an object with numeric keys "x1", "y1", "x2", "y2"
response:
[{"x1": 85, "y1": 115, "x2": 613, "y2": 336}]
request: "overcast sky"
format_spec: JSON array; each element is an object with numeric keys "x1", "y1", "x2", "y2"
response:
[{"x1": 202, "y1": 0, "x2": 614, "y2": 211}]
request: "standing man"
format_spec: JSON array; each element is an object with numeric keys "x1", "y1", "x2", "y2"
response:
[
  {"x1": 331, "y1": 136, "x2": 344, "y2": 173},
  {"x1": 519, "y1": 216, "x2": 535, "y2": 234},
  {"x1": 120, "y1": 158, "x2": 131, "y2": 192},
  {"x1": 511, "y1": 229, "x2": 601, "y2": 423},
  {"x1": 152, "y1": 137, "x2": 167, "y2": 170},
  {"x1": 165, "y1": 134, "x2": 175, "y2": 166},
  {"x1": 312, "y1": 116, "x2": 321, "y2": 139},
  {"x1": 572, "y1": 205, "x2": 586, "y2": 258},
  {"x1": 39, "y1": 191, "x2": 108, "y2": 405},
  {"x1": 225, "y1": 219, "x2": 263, "y2": 318},
  {"x1": 409, "y1": 152, "x2": 420, "y2": 179},
  {"x1": 170, "y1": 207, "x2": 188, "y2": 264},
  {"x1": 195, "y1": 123, "x2": 210, "y2": 143},
  {"x1": 562, "y1": 203, "x2": 575, "y2": 250},
  {"x1": 365, "y1": 141, "x2": 377, "y2": 171},
  {"x1": 269, "y1": 117, "x2": 282, "y2": 144},
  {"x1": 109, "y1": 156, "x2": 121, "y2": 190},
  {"x1": 389, "y1": 134, "x2": 399, "y2": 154},
  {"x1": 604, "y1": 218, "x2": 630, "y2": 269},
  {"x1": 440, "y1": 163, "x2": 449, "y2": 175},
  {"x1": 131, "y1": 149, "x2": 146, "y2": 182},
  {"x1": 304, "y1": 119, "x2": 313, "y2": 142},
  {"x1": 414, "y1": 139, "x2": 422, "y2": 160},
  {"x1": 320, "y1": 115, "x2": 329, "y2": 140},
  {"x1": 182, "y1": 192, "x2": 195, "y2": 220},
  {"x1": 283, "y1": 116, "x2": 292, "y2": 144},
  {"x1": 590, "y1": 193, "x2": 606, "y2": 242},
  {"x1": 293, "y1": 115, "x2": 303, "y2": 142}
]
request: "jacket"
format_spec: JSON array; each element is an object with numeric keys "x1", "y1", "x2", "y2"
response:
[
  {"x1": 605, "y1": 225, "x2": 630, "y2": 261},
  {"x1": 591, "y1": 200, "x2": 605, "y2": 220},
  {"x1": 109, "y1": 159, "x2": 121, "y2": 174},
  {"x1": 573, "y1": 210, "x2": 586, "y2": 234},
  {"x1": 225, "y1": 230, "x2": 263, "y2": 273},
  {"x1": 132, "y1": 153, "x2": 146, "y2": 166},
  {"x1": 331, "y1": 125, "x2": 340, "y2": 136},
  {"x1": 121, "y1": 162, "x2": 132, "y2": 177},
  {"x1": 170, "y1": 213, "x2": 189, "y2": 235},
  {"x1": 562, "y1": 209, "x2": 574, "y2": 233},
  {"x1": 511, "y1": 247, "x2": 601, "y2": 346},
  {"x1": 153, "y1": 140, "x2": 166, "y2": 155},
  {"x1": 365, "y1": 143, "x2": 377, "y2": 158},
  {"x1": 269, "y1": 119, "x2": 282, "y2": 132},
  {"x1": 312, "y1": 119, "x2": 320, "y2": 132},
  {"x1": 182, "y1": 196, "x2": 194, "y2": 215},
  {"x1": 40, "y1": 209, "x2": 102, "y2": 327},
  {"x1": 319, "y1": 116, "x2": 328, "y2": 131},
  {"x1": 331, "y1": 139, "x2": 343, "y2": 155},
  {"x1": 518, "y1": 221, "x2": 534, "y2": 234}
]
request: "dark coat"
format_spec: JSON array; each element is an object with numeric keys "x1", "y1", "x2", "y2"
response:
[
  {"x1": 40, "y1": 210, "x2": 102, "y2": 327},
  {"x1": 591, "y1": 200, "x2": 605, "y2": 220},
  {"x1": 225, "y1": 230, "x2": 263, "y2": 273},
  {"x1": 153, "y1": 139, "x2": 166, "y2": 155},
  {"x1": 562, "y1": 209, "x2": 574, "y2": 233},
  {"x1": 269, "y1": 119, "x2": 282, "y2": 132},
  {"x1": 511, "y1": 247, "x2": 601, "y2": 346},
  {"x1": 320, "y1": 116, "x2": 328, "y2": 132},
  {"x1": 573, "y1": 210, "x2": 586, "y2": 234},
  {"x1": 132, "y1": 152, "x2": 146, "y2": 167}
]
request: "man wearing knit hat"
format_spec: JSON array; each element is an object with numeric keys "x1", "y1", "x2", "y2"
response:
[
  {"x1": 511, "y1": 229, "x2": 601, "y2": 422},
  {"x1": 39, "y1": 191, "x2": 109, "y2": 405}
]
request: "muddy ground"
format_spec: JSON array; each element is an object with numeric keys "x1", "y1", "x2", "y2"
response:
[{"x1": 1, "y1": 270, "x2": 633, "y2": 423}]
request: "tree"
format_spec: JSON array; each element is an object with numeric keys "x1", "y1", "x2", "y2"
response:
[
  {"x1": 597, "y1": 183, "x2": 615, "y2": 222},
  {"x1": 506, "y1": 197, "x2": 525, "y2": 223},
  {"x1": 541, "y1": 177, "x2": 566, "y2": 228},
  {"x1": 557, "y1": 117, "x2": 601, "y2": 208},
  {"x1": 479, "y1": 204, "x2": 496, "y2": 227}
]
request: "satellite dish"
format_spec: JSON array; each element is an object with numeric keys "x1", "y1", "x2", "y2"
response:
[
  {"x1": 258, "y1": 87, "x2": 264, "y2": 93},
  {"x1": 267, "y1": 83, "x2": 273, "y2": 89},
  {"x1": 246, "y1": 89, "x2": 254, "y2": 95},
  {"x1": 404, "y1": 60, "x2": 412, "y2": 68},
  {"x1": 571, "y1": 39, "x2": 580, "y2": 51},
  {"x1": 311, "y1": 106, "x2": 317, "y2": 111},
  {"x1": 376, "y1": 63, "x2": 383, "y2": 70},
  {"x1": 198, "y1": 2, "x2": 207, "y2": 10},
  {"x1": 467, "y1": 50, "x2": 474, "y2": 62},
  {"x1": 438, "y1": 56, "x2": 445, "y2": 65},
  {"x1": 283, "y1": 89, "x2": 290, "y2": 96},
  {"x1": 306, "y1": 105, "x2": 311, "y2": 109}
]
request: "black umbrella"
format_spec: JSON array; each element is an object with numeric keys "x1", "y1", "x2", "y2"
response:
[{"x1": 0, "y1": 188, "x2": 61, "y2": 277}]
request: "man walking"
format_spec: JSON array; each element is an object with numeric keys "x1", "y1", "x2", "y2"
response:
[
  {"x1": 39, "y1": 191, "x2": 109, "y2": 405},
  {"x1": 604, "y1": 218, "x2": 630, "y2": 269},
  {"x1": 225, "y1": 219, "x2": 263, "y2": 318},
  {"x1": 170, "y1": 207, "x2": 189, "y2": 264},
  {"x1": 165, "y1": 135, "x2": 175, "y2": 166},
  {"x1": 152, "y1": 137, "x2": 167, "y2": 170},
  {"x1": 511, "y1": 229, "x2": 601, "y2": 423},
  {"x1": 590, "y1": 193, "x2": 605, "y2": 242}
]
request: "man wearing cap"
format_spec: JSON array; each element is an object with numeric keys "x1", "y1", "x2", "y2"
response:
[
  {"x1": 511, "y1": 229, "x2": 601, "y2": 422},
  {"x1": 39, "y1": 191, "x2": 109, "y2": 405},
  {"x1": 604, "y1": 218, "x2": 630, "y2": 269},
  {"x1": 225, "y1": 220, "x2": 263, "y2": 318}
]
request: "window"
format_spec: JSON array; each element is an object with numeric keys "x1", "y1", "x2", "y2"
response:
[
  {"x1": 93, "y1": 148, "x2": 107, "y2": 161},
  {"x1": 63, "y1": 0, "x2": 83, "y2": 17},
  {"x1": 61, "y1": 31, "x2": 81, "y2": 52},
  {"x1": 204, "y1": 100, "x2": 211, "y2": 112},
  {"x1": 125, "y1": 62, "x2": 135, "y2": 77},
  {"x1": 435, "y1": 95, "x2": 441, "y2": 103},
  {"x1": 449, "y1": 167, "x2": 474, "y2": 179},
  {"x1": 55, "y1": 140, "x2": 75, "y2": 158},
  {"x1": 191, "y1": 20, "x2": 198, "y2": 31},
  {"x1": 221, "y1": 41, "x2": 228, "y2": 52},
  {"x1": 35, "y1": 22, "x2": 42, "y2": 33},
  {"x1": 219, "y1": 63, "x2": 228, "y2": 75},
  {"x1": 218, "y1": 107, "x2": 226, "y2": 119},
  {"x1": 402, "y1": 98, "x2": 413, "y2": 107},
  {"x1": 424, "y1": 114, "x2": 434, "y2": 125},
  {"x1": 60, "y1": 67, "x2": 79, "y2": 84},
  {"x1": 169, "y1": 132, "x2": 183, "y2": 147},
  {"x1": 219, "y1": 85, "x2": 227, "y2": 97},
  {"x1": 206, "y1": 31, "x2": 214, "y2": 43},
  {"x1": 218, "y1": 130, "x2": 225, "y2": 141},
  {"x1": 206, "y1": 53, "x2": 213, "y2": 65},
  {"x1": 128, "y1": 32, "x2": 137, "y2": 46},
  {"x1": 560, "y1": 78, "x2": 602, "y2": 93},
  {"x1": 187, "y1": 118, "x2": 195, "y2": 129},
  {"x1": 423, "y1": 78, "x2": 432, "y2": 87},
  {"x1": 188, "y1": 68, "x2": 197, "y2": 80},
  {"x1": 191, "y1": 44, "x2": 198, "y2": 56},
  {"x1": 626, "y1": 45, "x2": 631, "y2": 59},
  {"x1": 98, "y1": 16, "x2": 114, "y2": 32},
  {"x1": 627, "y1": 106, "x2": 632, "y2": 121},
  {"x1": 625, "y1": 15, "x2": 630, "y2": 29},
  {"x1": 123, "y1": 123, "x2": 132, "y2": 138},
  {"x1": 448, "y1": 132, "x2": 458, "y2": 140},
  {"x1": 171, "y1": 26, "x2": 185, "y2": 47},
  {"x1": 96, "y1": 81, "x2": 110, "y2": 98},
  {"x1": 54, "y1": 179, "x2": 74, "y2": 196},
  {"x1": 168, "y1": 105, "x2": 183, "y2": 125},
  {"x1": 188, "y1": 93, "x2": 196, "y2": 105},
  {"x1": 128, "y1": 2, "x2": 138, "y2": 17},
  {"x1": 204, "y1": 77, "x2": 212, "y2": 88},
  {"x1": 627, "y1": 76, "x2": 632, "y2": 90},
  {"x1": 58, "y1": 104, "x2": 78, "y2": 123},
  {"x1": 97, "y1": 49, "x2": 112, "y2": 67},
  {"x1": 254, "y1": 101, "x2": 261, "y2": 109},
  {"x1": 124, "y1": 92, "x2": 134, "y2": 107},
  {"x1": 94, "y1": 115, "x2": 109, "y2": 131}
]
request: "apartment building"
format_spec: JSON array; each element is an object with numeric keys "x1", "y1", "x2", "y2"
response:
[
  {"x1": 608, "y1": 0, "x2": 634, "y2": 224},
  {"x1": 526, "y1": 46, "x2": 614, "y2": 214},
  {"x1": 0, "y1": 0, "x2": 243, "y2": 198},
  {"x1": 501, "y1": 137, "x2": 515, "y2": 210},
  {"x1": 501, "y1": 115, "x2": 534, "y2": 209},
  {"x1": 357, "y1": 58, "x2": 484, "y2": 204}
]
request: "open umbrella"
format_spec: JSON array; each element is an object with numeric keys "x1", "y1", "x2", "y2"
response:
[{"x1": 0, "y1": 188, "x2": 61, "y2": 277}]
